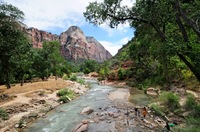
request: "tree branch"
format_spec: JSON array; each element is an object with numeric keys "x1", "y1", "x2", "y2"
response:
[
  {"x1": 107, "y1": 13, "x2": 167, "y2": 41},
  {"x1": 174, "y1": 0, "x2": 200, "y2": 38}
]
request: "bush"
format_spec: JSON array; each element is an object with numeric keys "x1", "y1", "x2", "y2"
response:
[
  {"x1": 159, "y1": 91, "x2": 180, "y2": 110},
  {"x1": 58, "y1": 95, "x2": 71, "y2": 103},
  {"x1": 150, "y1": 104, "x2": 165, "y2": 117},
  {"x1": 77, "y1": 78, "x2": 85, "y2": 85},
  {"x1": 185, "y1": 94, "x2": 197, "y2": 110},
  {"x1": 63, "y1": 75, "x2": 69, "y2": 80},
  {"x1": 0, "y1": 108, "x2": 8, "y2": 120},
  {"x1": 57, "y1": 88, "x2": 76, "y2": 103},
  {"x1": 69, "y1": 74, "x2": 77, "y2": 81},
  {"x1": 193, "y1": 105, "x2": 200, "y2": 118},
  {"x1": 57, "y1": 88, "x2": 69, "y2": 97},
  {"x1": 174, "y1": 117, "x2": 200, "y2": 132}
]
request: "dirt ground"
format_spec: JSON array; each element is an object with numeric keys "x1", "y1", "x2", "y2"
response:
[{"x1": 0, "y1": 78, "x2": 89, "y2": 132}]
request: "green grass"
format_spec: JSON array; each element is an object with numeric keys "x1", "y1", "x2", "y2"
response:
[
  {"x1": 150, "y1": 104, "x2": 165, "y2": 117},
  {"x1": 185, "y1": 94, "x2": 197, "y2": 110},
  {"x1": 0, "y1": 108, "x2": 8, "y2": 120},
  {"x1": 57, "y1": 88, "x2": 77, "y2": 103},
  {"x1": 159, "y1": 91, "x2": 180, "y2": 110}
]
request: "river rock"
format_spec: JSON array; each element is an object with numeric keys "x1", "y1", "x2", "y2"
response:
[
  {"x1": 73, "y1": 123, "x2": 88, "y2": 132},
  {"x1": 81, "y1": 107, "x2": 94, "y2": 115},
  {"x1": 186, "y1": 90, "x2": 199, "y2": 98},
  {"x1": 146, "y1": 87, "x2": 159, "y2": 97},
  {"x1": 82, "y1": 119, "x2": 89, "y2": 124}
]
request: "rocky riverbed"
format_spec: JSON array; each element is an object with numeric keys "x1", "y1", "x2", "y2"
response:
[
  {"x1": 72, "y1": 87, "x2": 166, "y2": 132},
  {"x1": 0, "y1": 78, "x2": 88, "y2": 132}
]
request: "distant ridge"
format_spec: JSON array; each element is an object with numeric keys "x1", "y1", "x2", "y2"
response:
[{"x1": 24, "y1": 25, "x2": 112, "y2": 62}]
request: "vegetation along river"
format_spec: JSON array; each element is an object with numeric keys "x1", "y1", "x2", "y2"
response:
[{"x1": 27, "y1": 79, "x2": 149, "y2": 132}]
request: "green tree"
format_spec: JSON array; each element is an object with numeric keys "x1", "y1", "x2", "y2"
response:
[
  {"x1": 80, "y1": 59, "x2": 98, "y2": 74},
  {"x1": 0, "y1": 2, "x2": 31, "y2": 88},
  {"x1": 31, "y1": 48, "x2": 50, "y2": 81},
  {"x1": 42, "y1": 41, "x2": 67, "y2": 80},
  {"x1": 84, "y1": 0, "x2": 200, "y2": 82},
  {"x1": 98, "y1": 60, "x2": 110, "y2": 80}
]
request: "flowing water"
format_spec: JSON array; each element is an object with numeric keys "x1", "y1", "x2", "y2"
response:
[
  {"x1": 27, "y1": 79, "x2": 149, "y2": 132},
  {"x1": 129, "y1": 88, "x2": 149, "y2": 106}
]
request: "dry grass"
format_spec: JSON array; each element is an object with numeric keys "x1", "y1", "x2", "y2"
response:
[{"x1": 0, "y1": 78, "x2": 73, "y2": 95}]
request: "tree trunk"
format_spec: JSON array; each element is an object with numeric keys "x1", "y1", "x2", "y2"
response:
[
  {"x1": 20, "y1": 74, "x2": 24, "y2": 86},
  {"x1": 5, "y1": 73, "x2": 11, "y2": 89},
  {"x1": 177, "y1": 53, "x2": 200, "y2": 82}
]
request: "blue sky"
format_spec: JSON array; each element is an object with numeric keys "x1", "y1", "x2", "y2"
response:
[{"x1": 4, "y1": 0, "x2": 135, "y2": 56}]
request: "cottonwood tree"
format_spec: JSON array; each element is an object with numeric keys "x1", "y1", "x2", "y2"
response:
[
  {"x1": 0, "y1": 2, "x2": 31, "y2": 88},
  {"x1": 84, "y1": 0, "x2": 200, "y2": 82},
  {"x1": 42, "y1": 41, "x2": 67, "y2": 80}
]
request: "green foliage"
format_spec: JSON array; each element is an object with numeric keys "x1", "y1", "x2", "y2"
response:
[
  {"x1": 193, "y1": 105, "x2": 200, "y2": 118},
  {"x1": 0, "y1": 108, "x2": 8, "y2": 120},
  {"x1": 117, "y1": 68, "x2": 132, "y2": 80},
  {"x1": 80, "y1": 60, "x2": 98, "y2": 74},
  {"x1": 18, "y1": 119, "x2": 25, "y2": 128},
  {"x1": 57, "y1": 88, "x2": 76, "y2": 103},
  {"x1": 174, "y1": 117, "x2": 200, "y2": 132},
  {"x1": 77, "y1": 78, "x2": 85, "y2": 85},
  {"x1": 185, "y1": 94, "x2": 197, "y2": 110},
  {"x1": 69, "y1": 74, "x2": 78, "y2": 81},
  {"x1": 63, "y1": 75, "x2": 69, "y2": 80},
  {"x1": 42, "y1": 41, "x2": 67, "y2": 79},
  {"x1": 0, "y1": 2, "x2": 31, "y2": 88},
  {"x1": 118, "y1": 68, "x2": 126, "y2": 80},
  {"x1": 159, "y1": 91, "x2": 180, "y2": 110},
  {"x1": 57, "y1": 88, "x2": 70, "y2": 96},
  {"x1": 84, "y1": 0, "x2": 200, "y2": 83},
  {"x1": 98, "y1": 60, "x2": 110, "y2": 80},
  {"x1": 150, "y1": 104, "x2": 165, "y2": 117}
]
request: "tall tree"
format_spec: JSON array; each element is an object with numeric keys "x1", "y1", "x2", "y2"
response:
[
  {"x1": 84, "y1": 0, "x2": 200, "y2": 82},
  {"x1": 0, "y1": 2, "x2": 31, "y2": 88},
  {"x1": 42, "y1": 41, "x2": 66, "y2": 80}
]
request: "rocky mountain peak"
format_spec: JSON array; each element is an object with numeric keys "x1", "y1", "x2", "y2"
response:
[
  {"x1": 25, "y1": 25, "x2": 112, "y2": 62},
  {"x1": 65, "y1": 26, "x2": 84, "y2": 36}
]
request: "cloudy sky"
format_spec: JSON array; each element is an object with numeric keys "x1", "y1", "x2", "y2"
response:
[{"x1": 4, "y1": 0, "x2": 135, "y2": 56}]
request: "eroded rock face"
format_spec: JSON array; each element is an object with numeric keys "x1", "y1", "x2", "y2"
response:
[
  {"x1": 25, "y1": 25, "x2": 112, "y2": 62},
  {"x1": 60, "y1": 26, "x2": 112, "y2": 62},
  {"x1": 26, "y1": 28, "x2": 59, "y2": 48}
]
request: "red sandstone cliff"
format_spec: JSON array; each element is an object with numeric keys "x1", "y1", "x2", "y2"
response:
[{"x1": 25, "y1": 26, "x2": 112, "y2": 62}]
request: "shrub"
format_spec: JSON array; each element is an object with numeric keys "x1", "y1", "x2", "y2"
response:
[
  {"x1": 193, "y1": 105, "x2": 200, "y2": 118},
  {"x1": 185, "y1": 94, "x2": 197, "y2": 110},
  {"x1": 159, "y1": 91, "x2": 180, "y2": 110},
  {"x1": 63, "y1": 75, "x2": 69, "y2": 80},
  {"x1": 58, "y1": 95, "x2": 71, "y2": 103},
  {"x1": 77, "y1": 78, "x2": 85, "y2": 85},
  {"x1": 174, "y1": 117, "x2": 200, "y2": 132},
  {"x1": 57, "y1": 88, "x2": 69, "y2": 97},
  {"x1": 69, "y1": 74, "x2": 77, "y2": 81},
  {"x1": 57, "y1": 88, "x2": 76, "y2": 103},
  {"x1": 150, "y1": 104, "x2": 165, "y2": 117},
  {"x1": 0, "y1": 108, "x2": 8, "y2": 120}
]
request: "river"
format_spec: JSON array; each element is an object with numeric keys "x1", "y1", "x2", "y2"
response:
[{"x1": 27, "y1": 79, "x2": 149, "y2": 132}]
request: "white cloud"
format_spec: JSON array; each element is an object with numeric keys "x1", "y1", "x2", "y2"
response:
[
  {"x1": 4, "y1": 0, "x2": 101, "y2": 30},
  {"x1": 4, "y1": 0, "x2": 134, "y2": 35},
  {"x1": 100, "y1": 37, "x2": 130, "y2": 56},
  {"x1": 4, "y1": 0, "x2": 134, "y2": 55}
]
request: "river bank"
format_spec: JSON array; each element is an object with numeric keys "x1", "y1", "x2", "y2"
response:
[
  {"x1": 0, "y1": 78, "x2": 89, "y2": 132},
  {"x1": 71, "y1": 81, "x2": 167, "y2": 132},
  {"x1": 0, "y1": 78, "x2": 169, "y2": 132}
]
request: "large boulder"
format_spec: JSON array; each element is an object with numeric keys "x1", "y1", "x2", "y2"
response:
[
  {"x1": 72, "y1": 123, "x2": 88, "y2": 132},
  {"x1": 81, "y1": 107, "x2": 94, "y2": 115}
]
